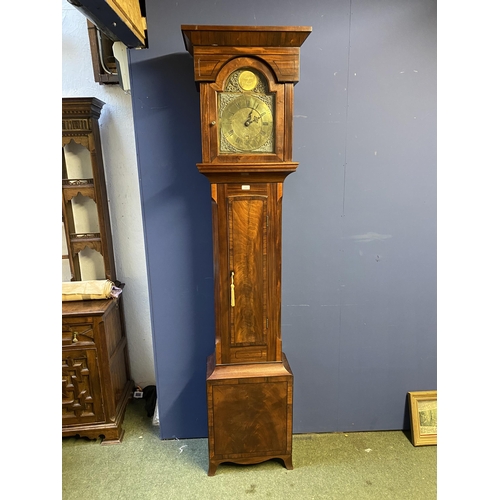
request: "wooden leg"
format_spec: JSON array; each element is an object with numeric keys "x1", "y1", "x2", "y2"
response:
[
  {"x1": 100, "y1": 427, "x2": 124, "y2": 445},
  {"x1": 283, "y1": 455, "x2": 293, "y2": 470},
  {"x1": 207, "y1": 460, "x2": 218, "y2": 476}
]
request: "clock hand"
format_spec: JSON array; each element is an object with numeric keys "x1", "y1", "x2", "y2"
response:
[
  {"x1": 245, "y1": 112, "x2": 261, "y2": 127},
  {"x1": 244, "y1": 110, "x2": 253, "y2": 127}
]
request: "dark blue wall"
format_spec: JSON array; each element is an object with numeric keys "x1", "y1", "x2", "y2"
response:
[{"x1": 129, "y1": 0, "x2": 436, "y2": 438}]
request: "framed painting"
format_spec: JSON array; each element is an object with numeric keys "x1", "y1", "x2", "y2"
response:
[{"x1": 408, "y1": 390, "x2": 437, "y2": 446}]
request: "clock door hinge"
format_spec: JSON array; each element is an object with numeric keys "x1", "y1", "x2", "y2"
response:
[
  {"x1": 266, "y1": 317, "x2": 269, "y2": 329},
  {"x1": 266, "y1": 215, "x2": 269, "y2": 228}
]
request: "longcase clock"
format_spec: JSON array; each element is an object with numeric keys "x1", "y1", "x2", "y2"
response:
[{"x1": 181, "y1": 25, "x2": 311, "y2": 476}]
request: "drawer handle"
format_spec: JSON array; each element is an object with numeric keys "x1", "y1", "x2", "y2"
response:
[{"x1": 65, "y1": 326, "x2": 91, "y2": 343}]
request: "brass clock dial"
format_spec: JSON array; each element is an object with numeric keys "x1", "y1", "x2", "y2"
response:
[
  {"x1": 220, "y1": 95, "x2": 273, "y2": 152},
  {"x1": 218, "y1": 69, "x2": 275, "y2": 154}
]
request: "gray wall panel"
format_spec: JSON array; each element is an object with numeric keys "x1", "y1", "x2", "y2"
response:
[{"x1": 130, "y1": 0, "x2": 436, "y2": 438}]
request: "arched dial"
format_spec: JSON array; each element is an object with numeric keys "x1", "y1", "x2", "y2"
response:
[{"x1": 220, "y1": 95, "x2": 273, "y2": 152}]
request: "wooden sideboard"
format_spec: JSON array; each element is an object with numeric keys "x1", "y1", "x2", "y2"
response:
[{"x1": 62, "y1": 298, "x2": 133, "y2": 444}]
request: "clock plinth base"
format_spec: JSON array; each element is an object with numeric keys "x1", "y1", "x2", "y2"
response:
[{"x1": 206, "y1": 353, "x2": 294, "y2": 476}]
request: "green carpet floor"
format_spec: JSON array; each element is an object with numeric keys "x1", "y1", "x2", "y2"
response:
[{"x1": 62, "y1": 399, "x2": 436, "y2": 499}]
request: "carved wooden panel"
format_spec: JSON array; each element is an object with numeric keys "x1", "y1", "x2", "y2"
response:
[
  {"x1": 62, "y1": 179, "x2": 96, "y2": 204},
  {"x1": 62, "y1": 349, "x2": 104, "y2": 425}
]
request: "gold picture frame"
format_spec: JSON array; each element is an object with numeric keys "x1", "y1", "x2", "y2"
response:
[{"x1": 408, "y1": 390, "x2": 437, "y2": 446}]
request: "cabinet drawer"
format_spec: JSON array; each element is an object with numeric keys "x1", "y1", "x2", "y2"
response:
[{"x1": 62, "y1": 318, "x2": 95, "y2": 347}]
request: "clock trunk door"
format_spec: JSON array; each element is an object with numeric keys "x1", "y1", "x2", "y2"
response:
[
  {"x1": 214, "y1": 183, "x2": 281, "y2": 364},
  {"x1": 229, "y1": 190, "x2": 268, "y2": 362}
]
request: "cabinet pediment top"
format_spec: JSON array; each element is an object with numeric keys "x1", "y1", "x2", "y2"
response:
[
  {"x1": 62, "y1": 97, "x2": 105, "y2": 120},
  {"x1": 181, "y1": 25, "x2": 312, "y2": 55}
]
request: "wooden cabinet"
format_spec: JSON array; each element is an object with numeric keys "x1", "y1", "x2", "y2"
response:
[
  {"x1": 62, "y1": 97, "x2": 116, "y2": 283},
  {"x1": 182, "y1": 25, "x2": 311, "y2": 475},
  {"x1": 62, "y1": 299, "x2": 133, "y2": 443},
  {"x1": 62, "y1": 97, "x2": 132, "y2": 443}
]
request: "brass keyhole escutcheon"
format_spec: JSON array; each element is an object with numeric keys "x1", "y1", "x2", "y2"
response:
[{"x1": 72, "y1": 332, "x2": 78, "y2": 343}]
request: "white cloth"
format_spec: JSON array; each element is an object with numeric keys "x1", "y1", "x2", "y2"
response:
[{"x1": 62, "y1": 280, "x2": 122, "y2": 301}]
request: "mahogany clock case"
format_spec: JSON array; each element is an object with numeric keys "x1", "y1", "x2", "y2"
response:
[{"x1": 182, "y1": 25, "x2": 311, "y2": 475}]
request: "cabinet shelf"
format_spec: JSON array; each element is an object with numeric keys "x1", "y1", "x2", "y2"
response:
[
  {"x1": 62, "y1": 179, "x2": 96, "y2": 203},
  {"x1": 69, "y1": 232, "x2": 102, "y2": 256}
]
